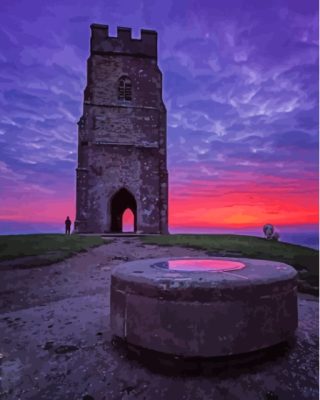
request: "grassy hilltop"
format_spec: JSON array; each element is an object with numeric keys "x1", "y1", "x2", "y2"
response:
[{"x1": 0, "y1": 233, "x2": 318, "y2": 294}]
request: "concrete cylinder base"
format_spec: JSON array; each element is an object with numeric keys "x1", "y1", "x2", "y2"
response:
[{"x1": 110, "y1": 257, "x2": 298, "y2": 358}]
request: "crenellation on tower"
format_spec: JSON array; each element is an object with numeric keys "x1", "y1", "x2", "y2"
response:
[
  {"x1": 90, "y1": 24, "x2": 157, "y2": 59},
  {"x1": 117, "y1": 26, "x2": 132, "y2": 40}
]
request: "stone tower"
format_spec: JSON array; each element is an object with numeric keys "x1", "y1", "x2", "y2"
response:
[{"x1": 74, "y1": 24, "x2": 168, "y2": 234}]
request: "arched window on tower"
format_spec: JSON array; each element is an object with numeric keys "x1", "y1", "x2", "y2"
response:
[{"x1": 118, "y1": 76, "x2": 132, "y2": 101}]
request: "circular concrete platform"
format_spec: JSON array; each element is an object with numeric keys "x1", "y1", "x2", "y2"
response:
[{"x1": 110, "y1": 257, "x2": 298, "y2": 358}]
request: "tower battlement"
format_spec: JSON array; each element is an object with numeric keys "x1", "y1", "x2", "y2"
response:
[{"x1": 90, "y1": 24, "x2": 157, "y2": 59}]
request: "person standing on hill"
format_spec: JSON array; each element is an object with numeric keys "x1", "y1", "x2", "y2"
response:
[{"x1": 65, "y1": 216, "x2": 72, "y2": 235}]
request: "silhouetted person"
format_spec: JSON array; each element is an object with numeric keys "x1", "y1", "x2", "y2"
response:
[{"x1": 65, "y1": 216, "x2": 72, "y2": 235}]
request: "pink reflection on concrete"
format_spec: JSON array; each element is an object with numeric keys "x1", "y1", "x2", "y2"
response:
[{"x1": 168, "y1": 259, "x2": 246, "y2": 272}]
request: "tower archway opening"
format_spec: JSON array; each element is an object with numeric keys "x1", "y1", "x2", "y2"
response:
[
  {"x1": 122, "y1": 208, "x2": 135, "y2": 232},
  {"x1": 110, "y1": 188, "x2": 137, "y2": 233}
]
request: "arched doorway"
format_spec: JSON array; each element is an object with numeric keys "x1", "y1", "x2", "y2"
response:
[{"x1": 110, "y1": 188, "x2": 137, "y2": 233}]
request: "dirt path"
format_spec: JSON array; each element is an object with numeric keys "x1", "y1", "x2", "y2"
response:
[{"x1": 0, "y1": 237, "x2": 318, "y2": 400}]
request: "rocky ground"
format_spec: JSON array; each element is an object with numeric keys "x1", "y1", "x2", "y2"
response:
[{"x1": 0, "y1": 237, "x2": 318, "y2": 400}]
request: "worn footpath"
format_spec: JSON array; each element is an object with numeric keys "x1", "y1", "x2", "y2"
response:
[{"x1": 0, "y1": 237, "x2": 318, "y2": 400}]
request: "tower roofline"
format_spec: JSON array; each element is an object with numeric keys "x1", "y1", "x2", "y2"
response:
[{"x1": 90, "y1": 24, "x2": 157, "y2": 59}]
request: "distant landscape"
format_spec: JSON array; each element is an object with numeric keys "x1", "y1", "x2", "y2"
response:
[{"x1": 0, "y1": 221, "x2": 318, "y2": 250}]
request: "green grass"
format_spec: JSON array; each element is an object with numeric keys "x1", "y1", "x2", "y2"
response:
[
  {"x1": 0, "y1": 234, "x2": 105, "y2": 267},
  {"x1": 142, "y1": 234, "x2": 319, "y2": 290}
]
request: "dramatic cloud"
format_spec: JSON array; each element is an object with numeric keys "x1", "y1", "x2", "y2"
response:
[{"x1": 0, "y1": 0, "x2": 318, "y2": 232}]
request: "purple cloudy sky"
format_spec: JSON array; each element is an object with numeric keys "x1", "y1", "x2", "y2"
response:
[{"x1": 0, "y1": 0, "x2": 318, "y2": 234}]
